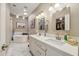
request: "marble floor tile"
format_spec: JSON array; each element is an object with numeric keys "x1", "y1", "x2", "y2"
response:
[
  {"x1": 6, "y1": 35, "x2": 31, "y2": 56},
  {"x1": 6, "y1": 42, "x2": 31, "y2": 56}
]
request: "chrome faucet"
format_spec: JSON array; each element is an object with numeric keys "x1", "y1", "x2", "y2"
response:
[
  {"x1": 44, "y1": 31, "x2": 46, "y2": 36},
  {"x1": 56, "y1": 33, "x2": 61, "y2": 40},
  {"x1": 44, "y1": 29, "x2": 47, "y2": 36}
]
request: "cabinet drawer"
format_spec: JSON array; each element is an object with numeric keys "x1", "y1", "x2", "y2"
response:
[
  {"x1": 36, "y1": 46, "x2": 46, "y2": 56},
  {"x1": 35, "y1": 40, "x2": 47, "y2": 52},
  {"x1": 29, "y1": 36, "x2": 37, "y2": 43},
  {"x1": 29, "y1": 41, "x2": 45, "y2": 56},
  {"x1": 29, "y1": 36, "x2": 47, "y2": 56}
]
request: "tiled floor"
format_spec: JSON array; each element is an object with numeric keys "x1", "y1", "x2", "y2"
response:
[
  {"x1": 5, "y1": 35, "x2": 31, "y2": 56},
  {"x1": 6, "y1": 42, "x2": 31, "y2": 56}
]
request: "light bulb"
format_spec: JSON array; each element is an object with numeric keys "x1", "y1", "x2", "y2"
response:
[
  {"x1": 48, "y1": 6, "x2": 53, "y2": 11},
  {"x1": 24, "y1": 8, "x2": 27, "y2": 12},
  {"x1": 60, "y1": 18, "x2": 62, "y2": 20},
  {"x1": 38, "y1": 15, "x2": 41, "y2": 18},
  {"x1": 41, "y1": 12, "x2": 44, "y2": 16},
  {"x1": 16, "y1": 15, "x2": 19, "y2": 18},
  {"x1": 54, "y1": 3, "x2": 60, "y2": 8},
  {"x1": 24, "y1": 9, "x2": 26, "y2": 11},
  {"x1": 36, "y1": 16, "x2": 39, "y2": 19},
  {"x1": 24, "y1": 13, "x2": 27, "y2": 15}
]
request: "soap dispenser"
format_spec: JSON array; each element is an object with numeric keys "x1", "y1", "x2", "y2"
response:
[
  {"x1": 64, "y1": 32, "x2": 68, "y2": 41},
  {"x1": 64, "y1": 31, "x2": 69, "y2": 42},
  {"x1": 64, "y1": 34, "x2": 67, "y2": 41}
]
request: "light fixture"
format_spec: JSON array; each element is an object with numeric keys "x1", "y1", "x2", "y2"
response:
[
  {"x1": 24, "y1": 6, "x2": 27, "y2": 11},
  {"x1": 38, "y1": 15, "x2": 41, "y2": 18},
  {"x1": 24, "y1": 12, "x2": 28, "y2": 15},
  {"x1": 54, "y1": 3, "x2": 64, "y2": 11},
  {"x1": 60, "y1": 18, "x2": 62, "y2": 20},
  {"x1": 24, "y1": 9, "x2": 26, "y2": 11},
  {"x1": 48, "y1": 3, "x2": 56, "y2": 12},
  {"x1": 24, "y1": 9, "x2": 27, "y2": 12},
  {"x1": 36, "y1": 16, "x2": 39, "y2": 19},
  {"x1": 48, "y1": 6, "x2": 53, "y2": 11},
  {"x1": 54, "y1": 3, "x2": 60, "y2": 8},
  {"x1": 16, "y1": 15, "x2": 19, "y2": 18},
  {"x1": 41, "y1": 12, "x2": 44, "y2": 16},
  {"x1": 48, "y1": 6, "x2": 56, "y2": 13}
]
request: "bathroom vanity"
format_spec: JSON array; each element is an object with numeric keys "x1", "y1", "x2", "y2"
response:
[{"x1": 29, "y1": 35, "x2": 78, "y2": 56}]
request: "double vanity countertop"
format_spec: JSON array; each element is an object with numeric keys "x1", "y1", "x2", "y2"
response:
[{"x1": 30, "y1": 35, "x2": 78, "y2": 56}]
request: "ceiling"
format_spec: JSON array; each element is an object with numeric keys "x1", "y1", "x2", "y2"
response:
[{"x1": 9, "y1": 3, "x2": 40, "y2": 16}]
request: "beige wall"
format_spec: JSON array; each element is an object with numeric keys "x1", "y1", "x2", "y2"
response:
[
  {"x1": 32, "y1": 3, "x2": 79, "y2": 36},
  {"x1": 68, "y1": 4, "x2": 79, "y2": 36}
]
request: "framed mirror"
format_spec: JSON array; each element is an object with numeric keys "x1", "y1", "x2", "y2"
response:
[
  {"x1": 36, "y1": 12, "x2": 48, "y2": 33},
  {"x1": 56, "y1": 14, "x2": 70, "y2": 31},
  {"x1": 56, "y1": 16, "x2": 65, "y2": 30},
  {"x1": 39, "y1": 18, "x2": 45, "y2": 30}
]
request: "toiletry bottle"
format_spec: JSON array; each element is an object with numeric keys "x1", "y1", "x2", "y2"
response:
[{"x1": 64, "y1": 34, "x2": 67, "y2": 41}]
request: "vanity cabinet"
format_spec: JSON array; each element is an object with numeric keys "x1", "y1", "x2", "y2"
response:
[
  {"x1": 46, "y1": 45, "x2": 72, "y2": 56},
  {"x1": 29, "y1": 36, "x2": 47, "y2": 56},
  {"x1": 29, "y1": 35, "x2": 73, "y2": 56}
]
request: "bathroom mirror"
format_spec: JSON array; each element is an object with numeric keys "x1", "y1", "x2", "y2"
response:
[
  {"x1": 39, "y1": 17, "x2": 45, "y2": 30},
  {"x1": 56, "y1": 16, "x2": 65, "y2": 30},
  {"x1": 56, "y1": 14, "x2": 70, "y2": 31},
  {"x1": 36, "y1": 12, "x2": 48, "y2": 32},
  {"x1": 38, "y1": 17, "x2": 48, "y2": 32}
]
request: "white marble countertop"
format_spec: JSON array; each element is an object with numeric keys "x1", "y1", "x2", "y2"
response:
[{"x1": 30, "y1": 35, "x2": 78, "y2": 56}]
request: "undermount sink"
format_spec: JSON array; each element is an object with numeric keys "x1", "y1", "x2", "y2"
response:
[
  {"x1": 35, "y1": 35, "x2": 65, "y2": 45},
  {"x1": 45, "y1": 38, "x2": 65, "y2": 45}
]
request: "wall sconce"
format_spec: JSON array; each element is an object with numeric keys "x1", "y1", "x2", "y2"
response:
[
  {"x1": 16, "y1": 15, "x2": 19, "y2": 18},
  {"x1": 48, "y1": 6, "x2": 54, "y2": 11},
  {"x1": 24, "y1": 12, "x2": 28, "y2": 15}
]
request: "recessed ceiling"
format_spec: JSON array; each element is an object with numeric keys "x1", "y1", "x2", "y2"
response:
[{"x1": 9, "y1": 3, "x2": 40, "y2": 16}]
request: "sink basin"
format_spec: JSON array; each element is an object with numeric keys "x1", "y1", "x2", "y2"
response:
[
  {"x1": 35, "y1": 35, "x2": 65, "y2": 45},
  {"x1": 45, "y1": 39, "x2": 65, "y2": 45}
]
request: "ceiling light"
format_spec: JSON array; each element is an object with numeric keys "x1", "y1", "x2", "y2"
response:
[
  {"x1": 54, "y1": 3, "x2": 60, "y2": 8},
  {"x1": 38, "y1": 15, "x2": 41, "y2": 18},
  {"x1": 36, "y1": 16, "x2": 39, "y2": 19},
  {"x1": 54, "y1": 3, "x2": 63, "y2": 11},
  {"x1": 24, "y1": 6, "x2": 27, "y2": 11},
  {"x1": 24, "y1": 9, "x2": 27, "y2": 11},
  {"x1": 60, "y1": 18, "x2": 62, "y2": 20},
  {"x1": 24, "y1": 13, "x2": 28, "y2": 15},
  {"x1": 41, "y1": 12, "x2": 44, "y2": 16},
  {"x1": 48, "y1": 6, "x2": 54, "y2": 11},
  {"x1": 16, "y1": 15, "x2": 19, "y2": 18}
]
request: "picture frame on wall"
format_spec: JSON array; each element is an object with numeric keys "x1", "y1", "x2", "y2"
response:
[
  {"x1": 16, "y1": 22, "x2": 26, "y2": 29},
  {"x1": 30, "y1": 19, "x2": 35, "y2": 29}
]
